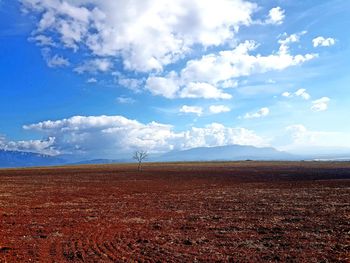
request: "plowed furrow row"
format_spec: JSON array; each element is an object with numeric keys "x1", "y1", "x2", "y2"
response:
[
  {"x1": 87, "y1": 232, "x2": 113, "y2": 261},
  {"x1": 73, "y1": 239, "x2": 85, "y2": 261},
  {"x1": 49, "y1": 241, "x2": 65, "y2": 262},
  {"x1": 92, "y1": 229, "x2": 119, "y2": 261},
  {"x1": 62, "y1": 240, "x2": 76, "y2": 261}
]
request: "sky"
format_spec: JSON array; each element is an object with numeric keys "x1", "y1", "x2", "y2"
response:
[{"x1": 0, "y1": 0, "x2": 350, "y2": 159}]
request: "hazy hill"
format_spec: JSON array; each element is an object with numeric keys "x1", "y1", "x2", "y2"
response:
[
  {"x1": 2, "y1": 144, "x2": 350, "y2": 168},
  {"x1": 0, "y1": 150, "x2": 65, "y2": 168},
  {"x1": 156, "y1": 145, "x2": 297, "y2": 162},
  {"x1": 71, "y1": 158, "x2": 131, "y2": 165}
]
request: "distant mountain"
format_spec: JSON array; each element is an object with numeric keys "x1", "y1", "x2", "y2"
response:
[
  {"x1": 71, "y1": 158, "x2": 131, "y2": 165},
  {"x1": 287, "y1": 146, "x2": 350, "y2": 161},
  {"x1": 2, "y1": 145, "x2": 349, "y2": 168},
  {"x1": 0, "y1": 150, "x2": 65, "y2": 168},
  {"x1": 156, "y1": 145, "x2": 298, "y2": 162}
]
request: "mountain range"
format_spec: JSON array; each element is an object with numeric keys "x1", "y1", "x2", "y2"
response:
[
  {"x1": 0, "y1": 144, "x2": 349, "y2": 168},
  {"x1": 0, "y1": 150, "x2": 65, "y2": 168},
  {"x1": 156, "y1": 145, "x2": 296, "y2": 162}
]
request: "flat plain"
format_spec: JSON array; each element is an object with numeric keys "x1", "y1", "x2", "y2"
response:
[{"x1": 0, "y1": 162, "x2": 349, "y2": 262}]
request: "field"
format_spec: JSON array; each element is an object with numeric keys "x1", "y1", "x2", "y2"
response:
[{"x1": 0, "y1": 162, "x2": 350, "y2": 262}]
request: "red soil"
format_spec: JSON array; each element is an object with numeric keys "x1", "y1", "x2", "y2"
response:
[{"x1": 0, "y1": 162, "x2": 349, "y2": 262}]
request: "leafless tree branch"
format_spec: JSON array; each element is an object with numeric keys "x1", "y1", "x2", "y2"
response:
[{"x1": 133, "y1": 150, "x2": 148, "y2": 171}]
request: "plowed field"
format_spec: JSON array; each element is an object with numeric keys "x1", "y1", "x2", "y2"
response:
[{"x1": 0, "y1": 162, "x2": 350, "y2": 262}]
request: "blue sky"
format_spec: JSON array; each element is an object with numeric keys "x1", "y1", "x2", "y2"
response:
[{"x1": 0, "y1": 0, "x2": 350, "y2": 158}]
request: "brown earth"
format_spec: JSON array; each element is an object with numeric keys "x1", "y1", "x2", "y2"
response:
[{"x1": 0, "y1": 161, "x2": 349, "y2": 262}]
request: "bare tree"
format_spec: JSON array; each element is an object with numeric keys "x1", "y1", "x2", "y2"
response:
[{"x1": 133, "y1": 150, "x2": 148, "y2": 171}]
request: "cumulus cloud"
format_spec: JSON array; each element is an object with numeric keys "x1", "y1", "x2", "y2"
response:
[
  {"x1": 182, "y1": 123, "x2": 267, "y2": 149},
  {"x1": 294, "y1": 88, "x2": 311, "y2": 100},
  {"x1": 312, "y1": 36, "x2": 336, "y2": 47},
  {"x1": 244, "y1": 107, "x2": 269, "y2": 119},
  {"x1": 281, "y1": 91, "x2": 330, "y2": 112},
  {"x1": 21, "y1": 0, "x2": 257, "y2": 72},
  {"x1": 282, "y1": 124, "x2": 350, "y2": 151},
  {"x1": 0, "y1": 136, "x2": 58, "y2": 155},
  {"x1": 21, "y1": 1, "x2": 319, "y2": 100},
  {"x1": 146, "y1": 74, "x2": 232, "y2": 100},
  {"x1": 23, "y1": 115, "x2": 179, "y2": 156},
  {"x1": 221, "y1": 79, "x2": 238, "y2": 89},
  {"x1": 209, "y1": 105, "x2": 231, "y2": 114},
  {"x1": 179, "y1": 82, "x2": 232, "y2": 99},
  {"x1": 74, "y1": 58, "x2": 112, "y2": 74},
  {"x1": 116, "y1": 96, "x2": 135, "y2": 104},
  {"x1": 283, "y1": 89, "x2": 311, "y2": 100},
  {"x1": 147, "y1": 35, "x2": 316, "y2": 99},
  {"x1": 87, "y1": 77, "x2": 97, "y2": 83},
  {"x1": 278, "y1": 31, "x2": 307, "y2": 55},
  {"x1": 265, "y1": 7, "x2": 285, "y2": 25},
  {"x1": 30, "y1": 35, "x2": 56, "y2": 46},
  {"x1": 179, "y1": 105, "x2": 203, "y2": 116},
  {"x1": 282, "y1": 91, "x2": 291, "y2": 97},
  {"x1": 116, "y1": 76, "x2": 144, "y2": 93},
  {"x1": 181, "y1": 37, "x2": 315, "y2": 84},
  {"x1": 41, "y1": 48, "x2": 70, "y2": 68},
  {"x1": 21, "y1": 115, "x2": 267, "y2": 157},
  {"x1": 146, "y1": 72, "x2": 179, "y2": 98},
  {"x1": 311, "y1": 97, "x2": 330, "y2": 112}
]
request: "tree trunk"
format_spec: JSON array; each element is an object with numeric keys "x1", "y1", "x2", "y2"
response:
[{"x1": 138, "y1": 161, "x2": 141, "y2": 171}]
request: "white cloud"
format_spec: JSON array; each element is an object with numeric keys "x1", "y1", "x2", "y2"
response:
[
  {"x1": 147, "y1": 35, "x2": 316, "y2": 99},
  {"x1": 244, "y1": 107, "x2": 269, "y2": 119},
  {"x1": 146, "y1": 74, "x2": 233, "y2": 100},
  {"x1": 116, "y1": 77, "x2": 143, "y2": 93},
  {"x1": 182, "y1": 123, "x2": 267, "y2": 149},
  {"x1": 281, "y1": 91, "x2": 329, "y2": 112},
  {"x1": 294, "y1": 88, "x2": 311, "y2": 100},
  {"x1": 282, "y1": 89, "x2": 311, "y2": 100},
  {"x1": 180, "y1": 82, "x2": 232, "y2": 99},
  {"x1": 21, "y1": 2, "x2": 319, "y2": 100},
  {"x1": 312, "y1": 36, "x2": 336, "y2": 47},
  {"x1": 116, "y1": 96, "x2": 135, "y2": 104},
  {"x1": 30, "y1": 35, "x2": 56, "y2": 46},
  {"x1": 22, "y1": 0, "x2": 257, "y2": 72},
  {"x1": 87, "y1": 78, "x2": 97, "y2": 83},
  {"x1": 23, "y1": 115, "x2": 179, "y2": 156},
  {"x1": 146, "y1": 72, "x2": 180, "y2": 99},
  {"x1": 209, "y1": 105, "x2": 231, "y2": 114},
  {"x1": 282, "y1": 91, "x2": 291, "y2": 97},
  {"x1": 41, "y1": 48, "x2": 70, "y2": 68},
  {"x1": 181, "y1": 35, "x2": 315, "y2": 84},
  {"x1": 265, "y1": 7, "x2": 285, "y2": 25},
  {"x1": 74, "y1": 58, "x2": 113, "y2": 74},
  {"x1": 311, "y1": 97, "x2": 330, "y2": 112},
  {"x1": 21, "y1": 0, "x2": 323, "y2": 108},
  {"x1": 278, "y1": 31, "x2": 307, "y2": 55},
  {"x1": 22, "y1": 115, "x2": 267, "y2": 157},
  {"x1": 0, "y1": 136, "x2": 58, "y2": 155},
  {"x1": 282, "y1": 124, "x2": 350, "y2": 151},
  {"x1": 179, "y1": 105, "x2": 203, "y2": 116},
  {"x1": 221, "y1": 79, "x2": 238, "y2": 89}
]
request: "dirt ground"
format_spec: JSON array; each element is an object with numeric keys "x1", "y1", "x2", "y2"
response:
[{"x1": 0, "y1": 161, "x2": 349, "y2": 262}]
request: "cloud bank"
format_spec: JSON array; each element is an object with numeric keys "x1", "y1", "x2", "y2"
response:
[
  {"x1": 21, "y1": 1, "x2": 317, "y2": 100},
  {"x1": 21, "y1": 0, "x2": 257, "y2": 72},
  {"x1": 14, "y1": 115, "x2": 267, "y2": 157}
]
